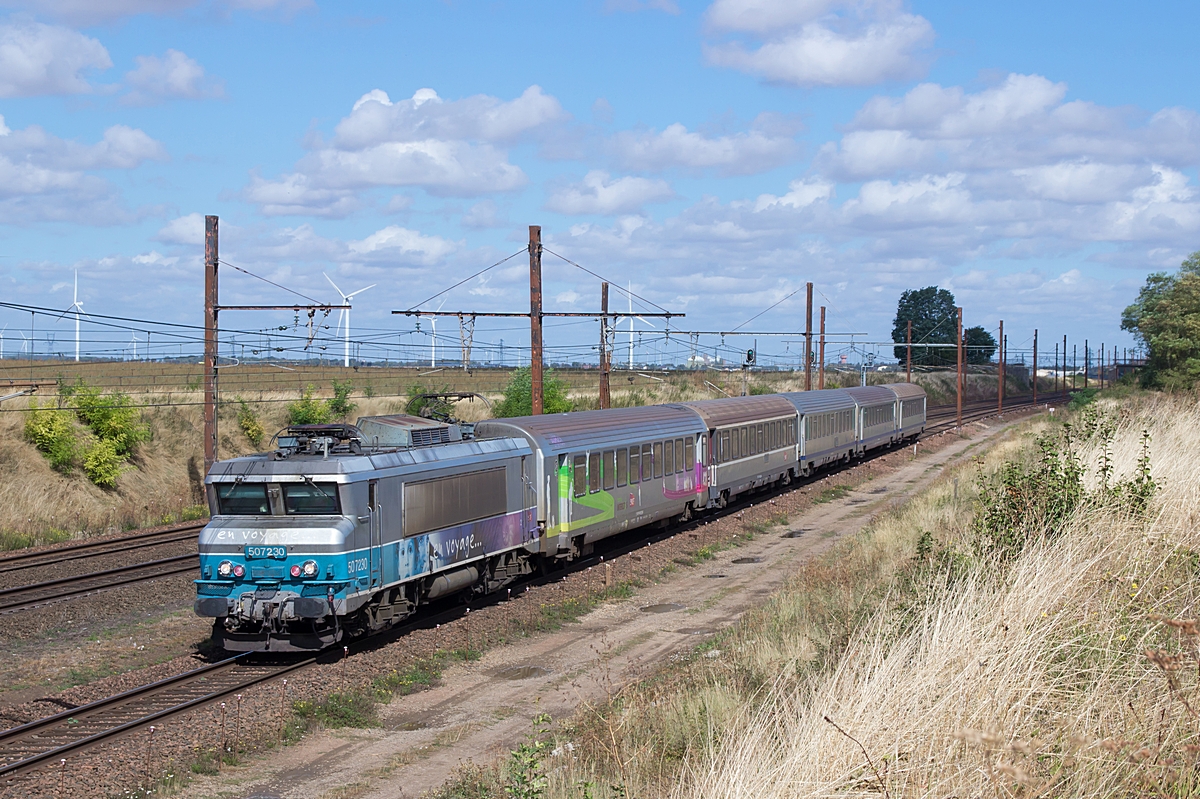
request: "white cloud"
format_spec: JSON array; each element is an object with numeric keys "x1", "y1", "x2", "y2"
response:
[
  {"x1": 463, "y1": 199, "x2": 504, "y2": 229},
  {"x1": 0, "y1": 120, "x2": 165, "y2": 223},
  {"x1": 546, "y1": 170, "x2": 674, "y2": 215},
  {"x1": 123, "y1": 49, "x2": 223, "y2": 105},
  {"x1": 347, "y1": 225, "x2": 458, "y2": 266},
  {"x1": 752, "y1": 177, "x2": 834, "y2": 211},
  {"x1": 0, "y1": 124, "x2": 167, "y2": 169},
  {"x1": 0, "y1": 19, "x2": 110, "y2": 98},
  {"x1": 610, "y1": 120, "x2": 799, "y2": 175},
  {"x1": 155, "y1": 213, "x2": 205, "y2": 245},
  {"x1": 247, "y1": 86, "x2": 564, "y2": 213},
  {"x1": 243, "y1": 173, "x2": 360, "y2": 218},
  {"x1": 703, "y1": 0, "x2": 934, "y2": 87},
  {"x1": 0, "y1": 0, "x2": 312, "y2": 25}
]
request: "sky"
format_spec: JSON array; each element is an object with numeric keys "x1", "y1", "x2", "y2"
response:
[{"x1": 1, "y1": 0, "x2": 1198, "y2": 368}]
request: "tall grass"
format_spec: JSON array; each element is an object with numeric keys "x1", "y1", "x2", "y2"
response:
[{"x1": 437, "y1": 393, "x2": 1200, "y2": 799}]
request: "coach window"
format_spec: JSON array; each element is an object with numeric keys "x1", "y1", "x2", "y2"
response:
[
  {"x1": 653, "y1": 442, "x2": 664, "y2": 478},
  {"x1": 675, "y1": 439, "x2": 684, "y2": 472},
  {"x1": 589, "y1": 452, "x2": 601, "y2": 493},
  {"x1": 642, "y1": 443, "x2": 653, "y2": 481},
  {"x1": 573, "y1": 455, "x2": 587, "y2": 498},
  {"x1": 629, "y1": 448, "x2": 640, "y2": 484},
  {"x1": 685, "y1": 437, "x2": 695, "y2": 470},
  {"x1": 663, "y1": 439, "x2": 674, "y2": 475},
  {"x1": 616, "y1": 449, "x2": 628, "y2": 487},
  {"x1": 603, "y1": 450, "x2": 616, "y2": 490},
  {"x1": 722, "y1": 431, "x2": 731, "y2": 462}
]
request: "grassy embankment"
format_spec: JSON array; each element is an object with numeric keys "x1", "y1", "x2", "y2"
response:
[
  {"x1": 436, "y1": 390, "x2": 1200, "y2": 798},
  {"x1": 1, "y1": 360, "x2": 1032, "y2": 548}
]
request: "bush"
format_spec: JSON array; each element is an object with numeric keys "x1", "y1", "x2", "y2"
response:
[
  {"x1": 82, "y1": 437, "x2": 128, "y2": 489},
  {"x1": 64, "y1": 380, "x2": 149, "y2": 456},
  {"x1": 24, "y1": 402, "x2": 77, "y2": 472},
  {"x1": 494, "y1": 368, "x2": 573, "y2": 417},
  {"x1": 329, "y1": 379, "x2": 356, "y2": 419},
  {"x1": 235, "y1": 397, "x2": 265, "y2": 447},
  {"x1": 286, "y1": 385, "x2": 332, "y2": 425}
]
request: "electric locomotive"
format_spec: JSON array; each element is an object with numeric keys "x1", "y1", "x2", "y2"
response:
[{"x1": 194, "y1": 415, "x2": 539, "y2": 652}]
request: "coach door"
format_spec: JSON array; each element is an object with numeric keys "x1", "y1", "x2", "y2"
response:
[{"x1": 367, "y1": 480, "x2": 382, "y2": 588}]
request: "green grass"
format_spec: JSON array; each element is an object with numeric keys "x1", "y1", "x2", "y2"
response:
[
  {"x1": 293, "y1": 690, "x2": 380, "y2": 729},
  {"x1": 0, "y1": 526, "x2": 72, "y2": 552},
  {"x1": 814, "y1": 485, "x2": 851, "y2": 504}
]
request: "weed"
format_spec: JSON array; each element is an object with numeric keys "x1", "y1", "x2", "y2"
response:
[
  {"x1": 330, "y1": 379, "x2": 356, "y2": 419},
  {"x1": 506, "y1": 713, "x2": 553, "y2": 799},
  {"x1": 293, "y1": 690, "x2": 379, "y2": 729},
  {"x1": 235, "y1": 396, "x2": 265, "y2": 447},
  {"x1": 815, "y1": 485, "x2": 850, "y2": 503}
]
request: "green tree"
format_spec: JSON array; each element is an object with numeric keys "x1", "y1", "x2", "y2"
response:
[
  {"x1": 892, "y1": 287, "x2": 958, "y2": 366},
  {"x1": 1122, "y1": 251, "x2": 1200, "y2": 388},
  {"x1": 964, "y1": 326, "x2": 998, "y2": 364},
  {"x1": 494, "y1": 368, "x2": 573, "y2": 417},
  {"x1": 329, "y1": 379, "x2": 356, "y2": 419}
]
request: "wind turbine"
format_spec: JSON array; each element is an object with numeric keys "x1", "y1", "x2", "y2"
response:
[
  {"x1": 18, "y1": 330, "x2": 29, "y2": 355},
  {"x1": 0, "y1": 324, "x2": 5, "y2": 360},
  {"x1": 53, "y1": 271, "x2": 90, "y2": 362},
  {"x1": 324, "y1": 273, "x2": 376, "y2": 368},
  {"x1": 623, "y1": 282, "x2": 655, "y2": 368}
]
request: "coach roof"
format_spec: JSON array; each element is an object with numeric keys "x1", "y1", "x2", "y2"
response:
[
  {"x1": 674, "y1": 395, "x2": 797, "y2": 429},
  {"x1": 475, "y1": 405, "x2": 704, "y2": 456}
]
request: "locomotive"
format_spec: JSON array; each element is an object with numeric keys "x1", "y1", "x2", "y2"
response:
[{"x1": 194, "y1": 384, "x2": 926, "y2": 652}]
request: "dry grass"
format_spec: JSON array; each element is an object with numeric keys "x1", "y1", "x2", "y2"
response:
[{"x1": 464, "y1": 392, "x2": 1200, "y2": 799}]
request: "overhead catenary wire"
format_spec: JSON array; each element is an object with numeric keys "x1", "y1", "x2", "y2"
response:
[{"x1": 404, "y1": 248, "x2": 528, "y2": 312}]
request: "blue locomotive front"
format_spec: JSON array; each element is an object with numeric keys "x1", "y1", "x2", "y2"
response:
[{"x1": 194, "y1": 417, "x2": 538, "y2": 652}]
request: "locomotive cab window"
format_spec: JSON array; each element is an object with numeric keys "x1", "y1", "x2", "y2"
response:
[
  {"x1": 282, "y1": 482, "x2": 341, "y2": 515},
  {"x1": 217, "y1": 482, "x2": 270, "y2": 515}
]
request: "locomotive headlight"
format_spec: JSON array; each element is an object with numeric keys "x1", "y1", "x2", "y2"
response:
[
  {"x1": 302, "y1": 560, "x2": 319, "y2": 578},
  {"x1": 217, "y1": 560, "x2": 233, "y2": 578}
]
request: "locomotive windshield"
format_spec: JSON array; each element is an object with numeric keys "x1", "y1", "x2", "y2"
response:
[
  {"x1": 217, "y1": 483, "x2": 270, "y2": 515},
  {"x1": 283, "y1": 482, "x2": 341, "y2": 515}
]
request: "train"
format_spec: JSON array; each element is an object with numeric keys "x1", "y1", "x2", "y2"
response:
[{"x1": 194, "y1": 383, "x2": 926, "y2": 651}]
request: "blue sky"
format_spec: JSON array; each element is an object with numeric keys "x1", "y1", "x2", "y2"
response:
[{"x1": 1, "y1": 0, "x2": 1198, "y2": 367}]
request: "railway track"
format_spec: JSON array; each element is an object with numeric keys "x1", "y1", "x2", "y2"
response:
[
  {"x1": 0, "y1": 522, "x2": 205, "y2": 576},
  {"x1": 0, "y1": 653, "x2": 313, "y2": 779},
  {"x1": 0, "y1": 554, "x2": 198, "y2": 616},
  {"x1": 0, "y1": 390, "x2": 1065, "y2": 782}
]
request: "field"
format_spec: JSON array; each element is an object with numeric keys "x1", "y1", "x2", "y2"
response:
[
  {"x1": 0, "y1": 357, "x2": 1034, "y2": 544},
  {"x1": 431, "y1": 389, "x2": 1196, "y2": 798}
]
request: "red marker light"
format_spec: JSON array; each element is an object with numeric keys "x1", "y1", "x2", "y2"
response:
[
  {"x1": 232, "y1": 564, "x2": 245, "y2": 578},
  {"x1": 290, "y1": 564, "x2": 302, "y2": 578}
]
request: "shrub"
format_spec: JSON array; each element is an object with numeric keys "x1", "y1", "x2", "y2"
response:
[
  {"x1": 329, "y1": 379, "x2": 356, "y2": 419},
  {"x1": 235, "y1": 397, "x2": 265, "y2": 447},
  {"x1": 64, "y1": 380, "x2": 149, "y2": 456},
  {"x1": 82, "y1": 437, "x2": 128, "y2": 489},
  {"x1": 286, "y1": 385, "x2": 332, "y2": 425},
  {"x1": 24, "y1": 401, "x2": 77, "y2": 472},
  {"x1": 494, "y1": 368, "x2": 573, "y2": 417}
]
